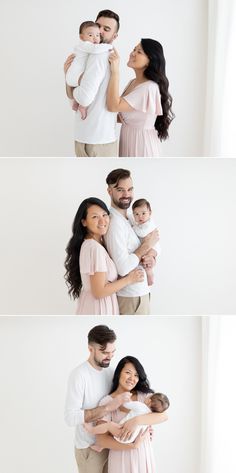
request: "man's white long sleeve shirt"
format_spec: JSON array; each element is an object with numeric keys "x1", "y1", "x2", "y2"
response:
[
  {"x1": 104, "y1": 207, "x2": 149, "y2": 297},
  {"x1": 64, "y1": 361, "x2": 113, "y2": 448}
]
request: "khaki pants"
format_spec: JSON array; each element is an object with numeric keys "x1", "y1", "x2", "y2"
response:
[
  {"x1": 117, "y1": 293, "x2": 150, "y2": 315},
  {"x1": 75, "y1": 447, "x2": 108, "y2": 473},
  {"x1": 75, "y1": 141, "x2": 118, "y2": 157}
]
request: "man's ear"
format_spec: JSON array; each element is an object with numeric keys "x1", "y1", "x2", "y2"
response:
[
  {"x1": 113, "y1": 33, "x2": 118, "y2": 41},
  {"x1": 107, "y1": 186, "x2": 112, "y2": 196}
]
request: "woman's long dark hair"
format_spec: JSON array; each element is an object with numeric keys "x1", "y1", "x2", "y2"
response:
[
  {"x1": 64, "y1": 197, "x2": 110, "y2": 299},
  {"x1": 110, "y1": 356, "x2": 154, "y2": 394},
  {"x1": 141, "y1": 38, "x2": 174, "y2": 141}
]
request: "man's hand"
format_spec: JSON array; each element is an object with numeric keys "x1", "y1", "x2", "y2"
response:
[
  {"x1": 64, "y1": 54, "x2": 75, "y2": 75},
  {"x1": 118, "y1": 417, "x2": 139, "y2": 442}
]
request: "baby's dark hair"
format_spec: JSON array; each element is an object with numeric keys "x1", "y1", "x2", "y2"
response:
[
  {"x1": 79, "y1": 21, "x2": 99, "y2": 34},
  {"x1": 150, "y1": 393, "x2": 170, "y2": 413},
  {"x1": 132, "y1": 198, "x2": 151, "y2": 212}
]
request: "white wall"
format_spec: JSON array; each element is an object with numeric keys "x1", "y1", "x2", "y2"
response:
[
  {"x1": 0, "y1": 0, "x2": 207, "y2": 157},
  {"x1": 0, "y1": 158, "x2": 236, "y2": 315},
  {"x1": 0, "y1": 316, "x2": 202, "y2": 473}
]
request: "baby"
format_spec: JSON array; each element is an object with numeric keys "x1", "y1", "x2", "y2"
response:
[
  {"x1": 84, "y1": 392, "x2": 169, "y2": 446},
  {"x1": 132, "y1": 199, "x2": 161, "y2": 286},
  {"x1": 65, "y1": 21, "x2": 111, "y2": 118}
]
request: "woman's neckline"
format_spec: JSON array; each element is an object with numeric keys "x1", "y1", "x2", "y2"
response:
[{"x1": 122, "y1": 78, "x2": 150, "y2": 97}]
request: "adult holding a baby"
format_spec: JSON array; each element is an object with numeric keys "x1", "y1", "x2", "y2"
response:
[
  {"x1": 93, "y1": 356, "x2": 168, "y2": 473},
  {"x1": 107, "y1": 39, "x2": 174, "y2": 157},
  {"x1": 64, "y1": 9, "x2": 120, "y2": 157}
]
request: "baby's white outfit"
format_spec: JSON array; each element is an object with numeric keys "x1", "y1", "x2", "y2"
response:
[
  {"x1": 114, "y1": 400, "x2": 151, "y2": 444},
  {"x1": 66, "y1": 39, "x2": 111, "y2": 87},
  {"x1": 131, "y1": 217, "x2": 161, "y2": 255}
]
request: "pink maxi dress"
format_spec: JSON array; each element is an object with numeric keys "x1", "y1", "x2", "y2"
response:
[
  {"x1": 76, "y1": 239, "x2": 119, "y2": 315},
  {"x1": 119, "y1": 80, "x2": 163, "y2": 157},
  {"x1": 99, "y1": 392, "x2": 156, "y2": 473}
]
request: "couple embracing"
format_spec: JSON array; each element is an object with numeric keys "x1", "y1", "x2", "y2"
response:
[
  {"x1": 64, "y1": 169, "x2": 160, "y2": 315},
  {"x1": 65, "y1": 325, "x2": 169, "y2": 473}
]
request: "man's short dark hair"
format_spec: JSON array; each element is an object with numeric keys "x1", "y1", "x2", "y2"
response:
[
  {"x1": 96, "y1": 9, "x2": 120, "y2": 32},
  {"x1": 79, "y1": 21, "x2": 99, "y2": 35},
  {"x1": 88, "y1": 325, "x2": 116, "y2": 349},
  {"x1": 132, "y1": 198, "x2": 151, "y2": 212},
  {"x1": 106, "y1": 169, "x2": 131, "y2": 187}
]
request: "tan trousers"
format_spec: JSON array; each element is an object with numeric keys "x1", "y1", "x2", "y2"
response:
[
  {"x1": 75, "y1": 141, "x2": 118, "y2": 157},
  {"x1": 75, "y1": 447, "x2": 108, "y2": 473},
  {"x1": 117, "y1": 293, "x2": 150, "y2": 315}
]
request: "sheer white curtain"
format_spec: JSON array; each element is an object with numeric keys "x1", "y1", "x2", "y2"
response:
[
  {"x1": 201, "y1": 316, "x2": 236, "y2": 473},
  {"x1": 204, "y1": 1, "x2": 236, "y2": 156}
]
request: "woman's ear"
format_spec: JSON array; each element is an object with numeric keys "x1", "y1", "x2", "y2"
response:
[{"x1": 81, "y1": 219, "x2": 87, "y2": 227}]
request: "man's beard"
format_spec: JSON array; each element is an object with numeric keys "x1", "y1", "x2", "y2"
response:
[
  {"x1": 94, "y1": 357, "x2": 111, "y2": 368},
  {"x1": 113, "y1": 197, "x2": 132, "y2": 209}
]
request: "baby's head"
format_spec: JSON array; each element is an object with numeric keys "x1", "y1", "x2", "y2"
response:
[
  {"x1": 145, "y1": 392, "x2": 170, "y2": 413},
  {"x1": 79, "y1": 21, "x2": 101, "y2": 44},
  {"x1": 132, "y1": 199, "x2": 152, "y2": 225}
]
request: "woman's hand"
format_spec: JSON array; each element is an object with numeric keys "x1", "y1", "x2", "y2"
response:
[
  {"x1": 108, "y1": 48, "x2": 120, "y2": 73},
  {"x1": 143, "y1": 229, "x2": 159, "y2": 248},
  {"x1": 64, "y1": 54, "x2": 75, "y2": 74},
  {"x1": 126, "y1": 268, "x2": 144, "y2": 285},
  {"x1": 118, "y1": 417, "x2": 139, "y2": 442}
]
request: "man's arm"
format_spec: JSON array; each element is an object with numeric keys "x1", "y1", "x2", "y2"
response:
[
  {"x1": 64, "y1": 375, "x2": 130, "y2": 427},
  {"x1": 105, "y1": 223, "x2": 159, "y2": 276},
  {"x1": 73, "y1": 53, "x2": 108, "y2": 107}
]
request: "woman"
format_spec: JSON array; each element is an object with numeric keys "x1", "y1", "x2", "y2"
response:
[
  {"x1": 64, "y1": 198, "x2": 144, "y2": 315},
  {"x1": 95, "y1": 356, "x2": 168, "y2": 472},
  {"x1": 107, "y1": 39, "x2": 174, "y2": 157}
]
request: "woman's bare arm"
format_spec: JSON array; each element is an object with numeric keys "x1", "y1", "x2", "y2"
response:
[
  {"x1": 106, "y1": 49, "x2": 134, "y2": 113},
  {"x1": 119, "y1": 412, "x2": 168, "y2": 442},
  {"x1": 95, "y1": 432, "x2": 143, "y2": 451},
  {"x1": 90, "y1": 268, "x2": 144, "y2": 299}
]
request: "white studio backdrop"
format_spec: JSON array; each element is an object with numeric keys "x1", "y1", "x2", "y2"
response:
[
  {"x1": 0, "y1": 158, "x2": 236, "y2": 315},
  {"x1": 0, "y1": 0, "x2": 207, "y2": 157},
  {"x1": 0, "y1": 316, "x2": 202, "y2": 473}
]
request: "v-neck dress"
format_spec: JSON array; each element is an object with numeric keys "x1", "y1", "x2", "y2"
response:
[
  {"x1": 119, "y1": 80, "x2": 162, "y2": 157},
  {"x1": 76, "y1": 239, "x2": 119, "y2": 315}
]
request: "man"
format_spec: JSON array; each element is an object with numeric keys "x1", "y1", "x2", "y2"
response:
[
  {"x1": 64, "y1": 325, "x2": 129, "y2": 473},
  {"x1": 64, "y1": 9, "x2": 119, "y2": 157},
  {"x1": 104, "y1": 169, "x2": 159, "y2": 315}
]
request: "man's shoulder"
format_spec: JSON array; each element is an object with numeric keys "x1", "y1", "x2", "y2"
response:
[{"x1": 69, "y1": 361, "x2": 89, "y2": 379}]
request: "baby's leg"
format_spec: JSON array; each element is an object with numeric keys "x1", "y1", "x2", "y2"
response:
[
  {"x1": 145, "y1": 267, "x2": 154, "y2": 286},
  {"x1": 72, "y1": 100, "x2": 79, "y2": 112},
  {"x1": 78, "y1": 104, "x2": 87, "y2": 120}
]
